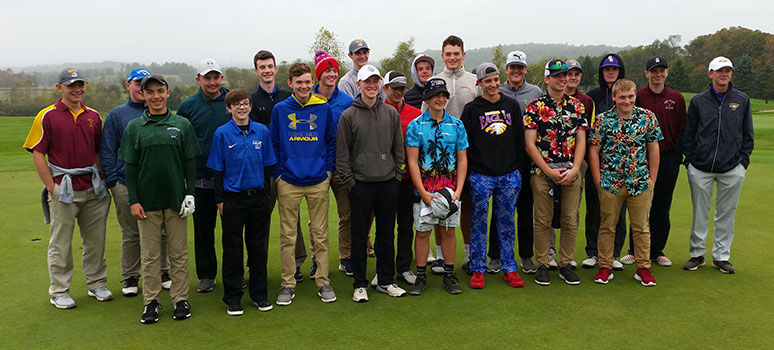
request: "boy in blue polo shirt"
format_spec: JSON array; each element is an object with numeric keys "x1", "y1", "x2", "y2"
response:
[{"x1": 207, "y1": 89, "x2": 277, "y2": 315}]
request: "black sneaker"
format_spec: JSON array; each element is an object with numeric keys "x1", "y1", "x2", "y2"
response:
[
  {"x1": 338, "y1": 258, "x2": 354, "y2": 276},
  {"x1": 461, "y1": 261, "x2": 473, "y2": 276},
  {"x1": 294, "y1": 267, "x2": 304, "y2": 282},
  {"x1": 253, "y1": 299, "x2": 273, "y2": 312},
  {"x1": 442, "y1": 273, "x2": 462, "y2": 294},
  {"x1": 173, "y1": 300, "x2": 191, "y2": 320},
  {"x1": 408, "y1": 275, "x2": 427, "y2": 296},
  {"x1": 227, "y1": 303, "x2": 244, "y2": 316},
  {"x1": 310, "y1": 260, "x2": 318, "y2": 279},
  {"x1": 559, "y1": 265, "x2": 580, "y2": 285},
  {"x1": 122, "y1": 276, "x2": 139, "y2": 297},
  {"x1": 682, "y1": 256, "x2": 706, "y2": 271},
  {"x1": 161, "y1": 272, "x2": 172, "y2": 290},
  {"x1": 140, "y1": 300, "x2": 160, "y2": 324},
  {"x1": 712, "y1": 260, "x2": 735, "y2": 274},
  {"x1": 535, "y1": 265, "x2": 551, "y2": 286}
]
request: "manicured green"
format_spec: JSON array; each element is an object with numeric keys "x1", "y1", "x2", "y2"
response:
[{"x1": 1, "y1": 107, "x2": 773, "y2": 348}]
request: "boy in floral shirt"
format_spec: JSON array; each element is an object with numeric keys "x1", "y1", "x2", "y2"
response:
[
  {"x1": 588, "y1": 79, "x2": 662, "y2": 286},
  {"x1": 523, "y1": 59, "x2": 587, "y2": 286}
]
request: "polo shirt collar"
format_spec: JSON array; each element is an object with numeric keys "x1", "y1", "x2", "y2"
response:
[
  {"x1": 419, "y1": 109, "x2": 453, "y2": 124},
  {"x1": 141, "y1": 109, "x2": 176, "y2": 125},
  {"x1": 226, "y1": 119, "x2": 256, "y2": 135},
  {"x1": 198, "y1": 87, "x2": 227, "y2": 102}
]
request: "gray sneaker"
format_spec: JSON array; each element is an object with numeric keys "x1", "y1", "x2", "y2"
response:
[
  {"x1": 88, "y1": 287, "x2": 114, "y2": 301},
  {"x1": 276, "y1": 287, "x2": 295, "y2": 306},
  {"x1": 50, "y1": 295, "x2": 76, "y2": 309},
  {"x1": 683, "y1": 256, "x2": 706, "y2": 271},
  {"x1": 408, "y1": 275, "x2": 427, "y2": 296},
  {"x1": 318, "y1": 284, "x2": 337, "y2": 303},
  {"x1": 521, "y1": 258, "x2": 537, "y2": 274},
  {"x1": 197, "y1": 278, "x2": 215, "y2": 293},
  {"x1": 712, "y1": 260, "x2": 735, "y2": 274},
  {"x1": 486, "y1": 259, "x2": 501, "y2": 274}
]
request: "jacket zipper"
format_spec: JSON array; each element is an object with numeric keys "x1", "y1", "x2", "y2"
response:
[{"x1": 710, "y1": 92, "x2": 726, "y2": 173}]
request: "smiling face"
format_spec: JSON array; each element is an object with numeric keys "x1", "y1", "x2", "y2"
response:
[
  {"x1": 196, "y1": 71, "x2": 223, "y2": 98},
  {"x1": 288, "y1": 72, "x2": 314, "y2": 102},
  {"x1": 709, "y1": 67, "x2": 733, "y2": 90},
  {"x1": 442, "y1": 44, "x2": 465, "y2": 71},
  {"x1": 126, "y1": 80, "x2": 144, "y2": 103},
  {"x1": 613, "y1": 88, "x2": 636, "y2": 116},
  {"x1": 140, "y1": 81, "x2": 170, "y2": 115},
  {"x1": 505, "y1": 64, "x2": 527, "y2": 87},
  {"x1": 253, "y1": 58, "x2": 278, "y2": 85},
  {"x1": 478, "y1": 74, "x2": 501, "y2": 99},
  {"x1": 357, "y1": 75, "x2": 382, "y2": 100},
  {"x1": 415, "y1": 61, "x2": 433, "y2": 84},
  {"x1": 544, "y1": 72, "x2": 567, "y2": 95},
  {"x1": 426, "y1": 93, "x2": 448, "y2": 114},
  {"x1": 645, "y1": 66, "x2": 668, "y2": 86},
  {"x1": 348, "y1": 49, "x2": 370, "y2": 70},
  {"x1": 566, "y1": 68, "x2": 582, "y2": 90},
  {"x1": 602, "y1": 66, "x2": 620, "y2": 85},
  {"x1": 226, "y1": 98, "x2": 252, "y2": 124},
  {"x1": 56, "y1": 81, "x2": 85, "y2": 107},
  {"x1": 384, "y1": 84, "x2": 406, "y2": 105},
  {"x1": 319, "y1": 67, "x2": 339, "y2": 88}
]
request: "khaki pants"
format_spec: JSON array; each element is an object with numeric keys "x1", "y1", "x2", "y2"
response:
[
  {"x1": 531, "y1": 173, "x2": 581, "y2": 268},
  {"x1": 598, "y1": 184, "x2": 654, "y2": 269},
  {"x1": 138, "y1": 209, "x2": 189, "y2": 304},
  {"x1": 47, "y1": 184, "x2": 110, "y2": 297},
  {"x1": 110, "y1": 182, "x2": 168, "y2": 280},
  {"x1": 276, "y1": 178, "x2": 330, "y2": 288},
  {"x1": 330, "y1": 173, "x2": 352, "y2": 260}
]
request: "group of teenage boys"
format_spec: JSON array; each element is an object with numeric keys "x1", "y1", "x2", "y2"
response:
[{"x1": 25, "y1": 34, "x2": 753, "y2": 323}]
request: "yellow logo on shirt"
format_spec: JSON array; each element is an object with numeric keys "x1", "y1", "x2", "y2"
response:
[{"x1": 729, "y1": 103, "x2": 739, "y2": 111}]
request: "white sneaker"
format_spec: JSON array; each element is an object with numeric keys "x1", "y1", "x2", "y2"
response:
[
  {"x1": 654, "y1": 255, "x2": 673, "y2": 267},
  {"x1": 570, "y1": 260, "x2": 577, "y2": 269},
  {"x1": 50, "y1": 295, "x2": 76, "y2": 309},
  {"x1": 352, "y1": 287, "x2": 369, "y2": 303},
  {"x1": 370, "y1": 275, "x2": 378, "y2": 288},
  {"x1": 399, "y1": 270, "x2": 417, "y2": 285},
  {"x1": 620, "y1": 254, "x2": 636, "y2": 265},
  {"x1": 548, "y1": 248, "x2": 558, "y2": 270},
  {"x1": 582, "y1": 256, "x2": 598, "y2": 268},
  {"x1": 376, "y1": 283, "x2": 406, "y2": 297},
  {"x1": 612, "y1": 259, "x2": 624, "y2": 271},
  {"x1": 88, "y1": 287, "x2": 114, "y2": 302},
  {"x1": 426, "y1": 250, "x2": 436, "y2": 263}
]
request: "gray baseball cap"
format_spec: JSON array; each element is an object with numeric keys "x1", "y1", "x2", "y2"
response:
[
  {"x1": 58, "y1": 68, "x2": 85, "y2": 85},
  {"x1": 476, "y1": 62, "x2": 499, "y2": 81},
  {"x1": 348, "y1": 39, "x2": 369, "y2": 53},
  {"x1": 506, "y1": 51, "x2": 528, "y2": 67},
  {"x1": 140, "y1": 74, "x2": 168, "y2": 90}
]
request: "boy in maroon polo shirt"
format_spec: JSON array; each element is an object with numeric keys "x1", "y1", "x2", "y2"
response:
[{"x1": 24, "y1": 68, "x2": 112, "y2": 309}]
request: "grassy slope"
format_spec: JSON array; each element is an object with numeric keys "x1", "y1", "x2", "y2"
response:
[{"x1": 1, "y1": 104, "x2": 773, "y2": 348}]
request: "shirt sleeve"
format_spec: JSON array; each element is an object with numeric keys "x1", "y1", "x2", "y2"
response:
[
  {"x1": 456, "y1": 120, "x2": 469, "y2": 151},
  {"x1": 100, "y1": 111, "x2": 121, "y2": 187},
  {"x1": 206, "y1": 129, "x2": 224, "y2": 172},
  {"x1": 262, "y1": 128, "x2": 277, "y2": 167},
  {"x1": 23, "y1": 107, "x2": 51, "y2": 153},
  {"x1": 523, "y1": 102, "x2": 538, "y2": 130},
  {"x1": 405, "y1": 120, "x2": 420, "y2": 147},
  {"x1": 118, "y1": 124, "x2": 138, "y2": 165},
  {"x1": 183, "y1": 119, "x2": 200, "y2": 160}
]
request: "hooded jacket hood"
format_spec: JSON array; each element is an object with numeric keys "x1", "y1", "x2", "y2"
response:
[
  {"x1": 596, "y1": 53, "x2": 626, "y2": 89},
  {"x1": 411, "y1": 54, "x2": 435, "y2": 88},
  {"x1": 587, "y1": 53, "x2": 626, "y2": 114}
]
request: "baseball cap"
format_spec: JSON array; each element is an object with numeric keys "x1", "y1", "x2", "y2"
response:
[
  {"x1": 544, "y1": 59, "x2": 568, "y2": 77},
  {"x1": 357, "y1": 64, "x2": 381, "y2": 82},
  {"x1": 600, "y1": 54, "x2": 622, "y2": 68},
  {"x1": 384, "y1": 71, "x2": 408, "y2": 88},
  {"x1": 476, "y1": 62, "x2": 499, "y2": 81},
  {"x1": 198, "y1": 58, "x2": 222, "y2": 76},
  {"x1": 127, "y1": 68, "x2": 151, "y2": 82},
  {"x1": 414, "y1": 54, "x2": 435, "y2": 69},
  {"x1": 708, "y1": 56, "x2": 733, "y2": 71},
  {"x1": 422, "y1": 78, "x2": 450, "y2": 101},
  {"x1": 506, "y1": 51, "x2": 528, "y2": 67},
  {"x1": 646, "y1": 56, "x2": 668, "y2": 71},
  {"x1": 58, "y1": 68, "x2": 85, "y2": 86},
  {"x1": 567, "y1": 59, "x2": 583, "y2": 73},
  {"x1": 140, "y1": 74, "x2": 168, "y2": 90},
  {"x1": 348, "y1": 39, "x2": 369, "y2": 53}
]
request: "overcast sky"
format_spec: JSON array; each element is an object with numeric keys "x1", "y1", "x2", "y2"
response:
[{"x1": 3, "y1": 0, "x2": 772, "y2": 69}]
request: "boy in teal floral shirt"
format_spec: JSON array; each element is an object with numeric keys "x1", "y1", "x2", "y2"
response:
[{"x1": 588, "y1": 79, "x2": 662, "y2": 286}]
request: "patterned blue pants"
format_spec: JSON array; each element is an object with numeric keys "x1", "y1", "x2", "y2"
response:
[{"x1": 469, "y1": 169, "x2": 521, "y2": 274}]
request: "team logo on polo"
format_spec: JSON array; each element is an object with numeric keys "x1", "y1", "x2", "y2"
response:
[
  {"x1": 288, "y1": 113, "x2": 317, "y2": 130},
  {"x1": 252, "y1": 140, "x2": 262, "y2": 149},
  {"x1": 167, "y1": 126, "x2": 181, "y2": 138},
  {"x1": 664, "y1": 99, "x2": 676, "y2": 110}
]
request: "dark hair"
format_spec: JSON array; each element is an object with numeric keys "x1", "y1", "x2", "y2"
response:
[
  {"x1": 225, "y1": 88, "x2": 251, "y2": 106},
  {"x1": 253, "y1": 50, "x2": 276, "y2": 69},
  {"x1": 442, "y1": 35, "x2": 464, "y2": 52},
  {"x1": 288, "y1": 62, "x2": 312, "y2": 80}
]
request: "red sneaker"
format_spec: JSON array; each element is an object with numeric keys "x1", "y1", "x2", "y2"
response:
[
  {"x1": 470, "y1": 272, "x2": 486, "y2": 289},
  {"x1": 502, "y1": 271, "x2": 524, "y2": 288},
  {"x1": 594, "y1": 268, "x2": 614, "y2": 284},
  {"x1": 635, "y1": 268, "x2": 656, "y2": 286}
]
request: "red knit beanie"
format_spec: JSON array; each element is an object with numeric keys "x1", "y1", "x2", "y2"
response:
[{"x1": 314, "y1": 49, "x2": 339, "y2": 79}]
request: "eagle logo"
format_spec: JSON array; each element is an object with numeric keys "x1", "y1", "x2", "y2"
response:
[{"x1": 485, "y1": 122, "x2": 508, "y2": 135}]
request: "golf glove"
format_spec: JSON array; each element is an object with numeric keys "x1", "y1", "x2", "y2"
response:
[{"x1": 179, "y1": 195, "x2": 195, "y2": 218}]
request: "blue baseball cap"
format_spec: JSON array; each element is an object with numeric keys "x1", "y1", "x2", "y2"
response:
[{"x1": 127, "y1": 68, "x2": 152, "y2": 82}]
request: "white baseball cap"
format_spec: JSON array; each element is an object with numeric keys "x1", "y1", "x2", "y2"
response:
[
  {"x1": 357, "y1": 64, "x2": 382, "y2": 81},
  {"x1": 198, "y1": 58, "x2": 222, "y2": 76},
  {"x1": 708, "y1": 56, "x2": 733, "y2": 72},
  {"x1": 506, "y1": 50, "x2": 528, "y2": 67}
]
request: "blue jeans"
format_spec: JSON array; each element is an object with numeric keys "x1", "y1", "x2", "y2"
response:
[{"x1": 469, "y1": 169, "x2": 521, "y2": 274}]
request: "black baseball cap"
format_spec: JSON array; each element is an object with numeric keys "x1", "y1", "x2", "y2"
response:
[
  {"x1": 140, "y1": 74, "x2": 168, "y2": 90},
  {"x1": 646, "y1": 56, "x2": 668, "y2": 71},
  {"x1": 422, "y1": 78, "x2": 450, "y2": 100}
]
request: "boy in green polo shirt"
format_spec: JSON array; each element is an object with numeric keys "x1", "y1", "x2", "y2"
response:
[{"x1": 120, "y1": 75, "x2": 199, "y2": 324}]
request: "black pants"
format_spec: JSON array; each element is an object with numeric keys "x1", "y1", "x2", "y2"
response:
[
  {"x1": 395, "y1": 181, "x2": 415, "y2": 273},
  {"x1": 627, "y1": 150, "x2": 681, "y2": 258},
  {"x1": 350, "y1": 180, "x2": 399, "y2": 289},
  {"x1": 194, "y1": 187, "x2": 218, "y2": 279},
  {"x1": 221, "y1": 190, "x2": 269, "y2": 305},
  {"x1": 584, "y1": 170, "x2": 627, "y2": 258},
  {"x1": 489, "y1": 167, "x2": 533, "y2": 260}
]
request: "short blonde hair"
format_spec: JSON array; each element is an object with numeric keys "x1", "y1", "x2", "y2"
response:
[{"x1": 611, "y1": 78, "x2": 636, "y2": 96}]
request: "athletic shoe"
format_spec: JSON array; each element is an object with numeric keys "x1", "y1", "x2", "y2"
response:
[
  {"x1": 430, "y1": 259, "x2": 445, "y2": 275},
  {"x1": 594, "y1": 268, "x2": 614, "y2": 284},
  {"x1": 310, "y1": 260, "x2": 318, "y2": 279},
  {"x1": 534, "y1": 265, "x2": 551, "y2": 286},
  {"x1": 338, "y1": 258, "x2": 354, "y2": 276},
  {"x1": 227, "y1": 303, "x2": 244, "y2": 316},
  {"x1": 559, "y1": 265, "x2": 580, "y2": 285},
  {"x1": 712, "y1": 260, "x2": 735, "y2": 274},
  {"x1": 50, "y1": 295, "x2": 76, "y2": 309},
  {"x1": 470, "y1": 272, "x2": 486, "y2": 289},
  {"x1": 521, "y1": 258, "x2": 537, "y2": 274},
  {"x1": 548, "y1": 248, "x2": 558, "y2": 270},
  {"x1": 376, "y1": 283, "x2": 407, "y2": 297},
  {"x1": 570, "y1": 260, "x2": 577, "y2": 269},
  {"x1": 197, "y1": 279, "x2": 215, "y2": 293},
  {"x1": 276, "y1": 287, "x2": 295, "y2": 306},
  {"x1": 294, "y1": 268, "x2": 303, "y2": 282},
  {"x1": 461, "y1": 260, "x2": 473, "y2": 276},
  {"x1": 318, "y1": 284, "x2": 337, "y2": 303},
  {"x1": 654, "y1": 255, "x2": 673, "y2": 267},
  {"x1": 426, "y1": 250, "x2": 436, "y2": 263},
  {"x1": 161, "y1": 272, "x2": 172, "y2": 290},
  {"x1": 612, "y1": 259, "x2": 624, "y2": 271},
  {"x1": 635, "y1": 268, "x2": 657, "y2": 286},
  {"x1": 582, "y1": 256, "x2": 598, "y2": 268},
  {"x1": 502, "y1": 271, "x2": 524, "y2": 288},
  {"x1": 140, "y1": 300, "x2": 159, "y2": 324},
  {"x1": 370, "y1": 275, "x2": 379, "y2": 288},
  {"x1": 486, "y1": 259, "x2": 501, "y2": 274},
  {"x1": 252, "y1": 299, "x2": 273, "y2": 312},
  {"x1": 442, "y1": 273, "x2": 462, "y2": 294},
  {"x1": 88, "y1": 287, "x2": 114, "y2": 301},
  {"x1": 682, "y1": 256, "x2": 706, "y2": 271},
  {"x1": 398, "y1": 270, "x2": 417, "y2": 285},
  {"x1": 352, "y1": 287, "x2": 369, "y2": 303},
  {"x1": 122, "y1": 277, "x2": 139, "y2": 297},
  {"x1": 620, "y1": 254, "x2": 636, "y2": 265},
  {"x1": 409, "y1": 275, "x2": 427, "y2": 296},
  {"x1": 173, "y1": 300, "x2": 191, "y2": 320}
]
